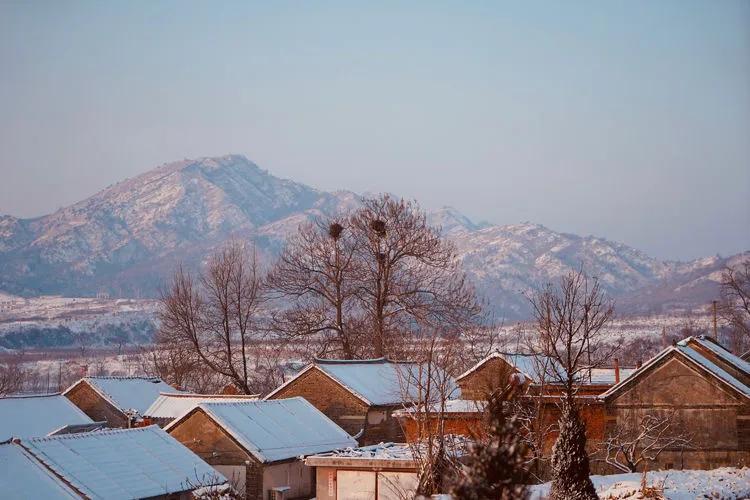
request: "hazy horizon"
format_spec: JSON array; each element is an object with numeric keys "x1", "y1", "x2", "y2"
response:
[{"x1": 1, "y1": 1, "x2": 748, "y2": 261}]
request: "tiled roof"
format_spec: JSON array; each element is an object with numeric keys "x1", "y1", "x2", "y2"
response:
[
  {"x1": 20, "y1": 426, "x2": 224, "y2": 499},
  {"x1": 0, "y1": 394, "x2": 93, "y2": 440},
  {"x1": 64, "y1": 376, "x2": 183, "y2": 414},
  {"x1": 166, "y1": 397, "x2": 357, "y2": 463},
  {"x1": 144, "y1": 392, "x2": 258, "y2": 420},
  {"x1": 267, "y1": 358, "x2": 459, "y2": 406}
]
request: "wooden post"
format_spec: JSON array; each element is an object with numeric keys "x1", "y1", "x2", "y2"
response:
[{"x1": 712, "y1": 300, "x2": 718, "y2": 338}]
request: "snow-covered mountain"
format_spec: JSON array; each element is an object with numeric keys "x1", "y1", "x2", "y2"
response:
[
  {"x1": 0, "y1": 154, "x2": 744, "y2": 320},
  {"x1": 0, "y1": 155, "x2": 358, "y2": 297}
]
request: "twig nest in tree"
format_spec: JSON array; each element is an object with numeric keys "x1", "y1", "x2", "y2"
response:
[
  {"x1": 370, "y1": 219, "x2": 386, "y2": 236},
  {"x1": 328, "y1": 222, "x2": 343, "y2": 239}
]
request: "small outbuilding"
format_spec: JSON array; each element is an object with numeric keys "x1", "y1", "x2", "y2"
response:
[
  {"x1": 166, "y1": 397, "x2": 358, "y2": 500},
  {"x1": 63, "y1": 376, "x2": 183, "y2": 427}
]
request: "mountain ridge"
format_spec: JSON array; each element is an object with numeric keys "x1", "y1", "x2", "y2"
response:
[{"x1": 0, "y1": 154, "x2": 743, "y2": 319}]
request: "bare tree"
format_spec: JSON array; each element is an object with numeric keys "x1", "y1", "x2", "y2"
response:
[
  {"x1": 267, "y1": 217, "x2": 364, "y2": 358},
  {"x1": 527, "y1": 269, "x2": 616, "y2": 500},
  {"x1": 350, "y1": 194, "x2": 480, "y2": 357},
  {"x1": 527, "y1": 269, "x2": 617, "y2": 400},
  {"x1": 600, "y1": 411, "x2": 694, "y2": 473},
  {"x1": 396, "y1": 325, "x2": 464, "y2": 496},
  {"x1": 158, "y1": 242, "x2": 266, "y2": 394},
  {"x1": 720, "y1": 258, "x2": 750, "y2": 351},
  {"x1": 269, "y1": 194, "x2": 481, "y2": 359},
  {"x1": 0, "y1": 359, "x2": 26, "y2": 395}
]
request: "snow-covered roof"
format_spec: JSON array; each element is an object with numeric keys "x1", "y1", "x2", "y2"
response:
[
  {"x1": 0, "y1": 443, "x2": 79, "y2": 499},
  {"x1": 306, "y1": 435, "x2": 471, "y2": 467},
  {"x1": 19, "y1": 426, "x2": 224, "y2": 499},
  {"x1": 0, "y1": 393, "x2": 94, "y2": 440},
  {"x1": 144, "y1": 392, "x2": 259, "y2": 419},
  {"x1": 310, "y1": 442, "x2": 416, "y2": 461},
  {"x1": 64, "y1": 376, "x2": 183, "y2": 414},
  {"x1": 456, "y1": 352, "x2": 563, "y2": 384},
  {"x1": 585, "y1": 368, "x2": 637, "y2": 385},
  {"x1": 601, "y1": 341, "x2": 750, "y2": 401},
  {"x1": 394, "y1": 399, "x2": 487, "y2": 417},
  {"x1": 457, "y1": 351, "x2": 634, "y2": 387},
  {"x1": 680, "y1": 336, "x2": 750, "y2": 377},
  {"x1": 266, "y1": 358, "x2": 459, "y2": 406},
  {"x1": 165, "y1": 397, "x2": 358, "y2": 463}
]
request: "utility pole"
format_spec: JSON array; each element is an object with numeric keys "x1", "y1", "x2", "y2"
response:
[{"x1": 712, "y1": 300, "x2": 718, "y2": 338}]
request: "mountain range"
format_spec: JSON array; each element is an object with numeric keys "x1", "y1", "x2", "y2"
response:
[{"x1": 0, "y1": 155, "x2": 745, "y2": 320}]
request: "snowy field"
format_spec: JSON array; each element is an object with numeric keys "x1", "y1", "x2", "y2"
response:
[{"x1": 529, "y1": 468, "x2": 750, "y2": 499}]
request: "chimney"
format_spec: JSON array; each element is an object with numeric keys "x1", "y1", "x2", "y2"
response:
[
  {"x1": 614, "y1": 358, "x2": 620, "y2": 384},
  {"x1": 636, "y1": 358, "x2": 643, "y2": 369}
]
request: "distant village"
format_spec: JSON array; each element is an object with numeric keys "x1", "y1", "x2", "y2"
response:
[{"x1": 1, "y1": 332, "x2": 749, "y2": 499}]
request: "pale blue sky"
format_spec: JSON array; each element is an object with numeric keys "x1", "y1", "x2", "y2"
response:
[{"x1": 1, "y1": 1, "x2": 748, "y2": 260}]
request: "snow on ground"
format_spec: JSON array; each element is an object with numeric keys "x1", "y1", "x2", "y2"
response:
[{"x1": 529, "y1": 468, "x2": 750, "y2": 499}]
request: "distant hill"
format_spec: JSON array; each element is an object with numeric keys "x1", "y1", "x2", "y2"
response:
[{"x1": 0, "y1": 155, "x2": 745, "y2": 320}]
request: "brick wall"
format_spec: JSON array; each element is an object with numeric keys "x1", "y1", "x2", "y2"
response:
[
  {"x1": 604, "y1": 354, "x2": 750, "y2": 471},
  {"x1": 458, "y1": 357, "x2": 519, "y2": 400},
  {"x1": 64, "y1": 382, "x2": 128, "y2": 428},
  {"x1": 269, "y1": 368, "x2": 370, "y2": 437},
  {"x1": 167, "y1": 409, "x2": 263, "y2": 500}
]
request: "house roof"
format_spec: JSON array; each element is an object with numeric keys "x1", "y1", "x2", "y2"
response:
[
  {"x1": 144, "y1": 392, "x2": 259, "y2": 420},
  {"x1": 456, "y1": 352, "x2": 564, "y2": 384},
  {"x1": 165, "y1": 397, "x2": 358, "y2": 463},
  {"x1": 680, "y1": 336, "x2": 750, "y2": 377},
  {"x1": 601, "y1": 341, "x2": 750, "y2": 401},
  {"x1": 305, "y1": 435, "x2": 470, "y2": 468},
  {"x1": 266, "y1": 358, "x2": 459, "y2": 406},
  {"x1": 456, "y1": 351, "x2": 634, "y2": 386},
  {"x1": 0, "y1": 394, "x2": 94, "y2": 440},
  {"x1": 63, "y1": 376, "x2": 183, "y2": 414},
  {"x1": 18, "y1": 426, "x2": 224, "y2": 499},
  {"x1": 0, "y1": 443, "x2": 79, "y2": 499},
  {"x1": 585, "y1": 368, "x2": 637, "y2": 385},
  {"x1": 393, "y1": 399, "x2": 487, "y2": 417}
]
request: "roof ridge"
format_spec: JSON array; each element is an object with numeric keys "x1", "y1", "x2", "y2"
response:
[
  {"x1": 85, "y1": 376, "x2": 161, "y2": 381},
  {"x1": 25, "y1": 425, "x2": 154, "y2": 443},
  {"x1": 156, "y1": 392, "x2": 258, "y2": 398},
  {"x1": 0, "y1": 392, "x2": 62, "y2": 399}
]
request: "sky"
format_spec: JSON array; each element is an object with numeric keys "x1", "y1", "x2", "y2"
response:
[{"x1": 0, "y1": 1, "x2": 748, "y2": 261}]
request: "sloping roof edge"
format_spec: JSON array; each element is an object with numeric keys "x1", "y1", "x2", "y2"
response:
[
  {"x1": 600, "y1": 346, "x2": 750, "y2": 401},
  {"x1": 264, "y1": 364, "x2": 373, "y2": 406}
]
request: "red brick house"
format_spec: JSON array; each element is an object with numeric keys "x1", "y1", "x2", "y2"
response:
[
  {"x1": 265, "y1": 358, "x2": 458, "y2": 445},
  {"x1": 165, "y1": 398, "x2": 357, "y2": 500},
  {"x1": 600, "y1": 336, "x2": 750, "y2": 470},
  {"x1": 63, "y1": 376, "x2": 183, "y2": 427}
]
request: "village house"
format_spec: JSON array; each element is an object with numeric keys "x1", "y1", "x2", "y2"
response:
[
  {"x1": 600, "y1": 335, "x2": 750, "y2": 471},
  {"x1": 0, "y1": 393, "x2": 104, "y2": 440},
  {"x1": 456, "y1": 351, "x2": 636, "y2": 399},
  {"x1": 0, "y1": 426, "x2": 225, "y2": 499},
  {"x1": 393, "y1": 399, "x2": 487, "y2": 441},
  {"x1": 265, "y1": 358, "x2": 458, "y2": 445},
  {"x1": 305, "y1": 443, "x2": 419, "y2": 500},
  {"x1": 63, "y1": 376, "x2": 183, "y2": 427},
  {"x1": 165, "y1": 397, "x2": 358, "y2": 500},
  {"x1": 142, "y1": 392, "x2": 259, "y2": 427}
]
